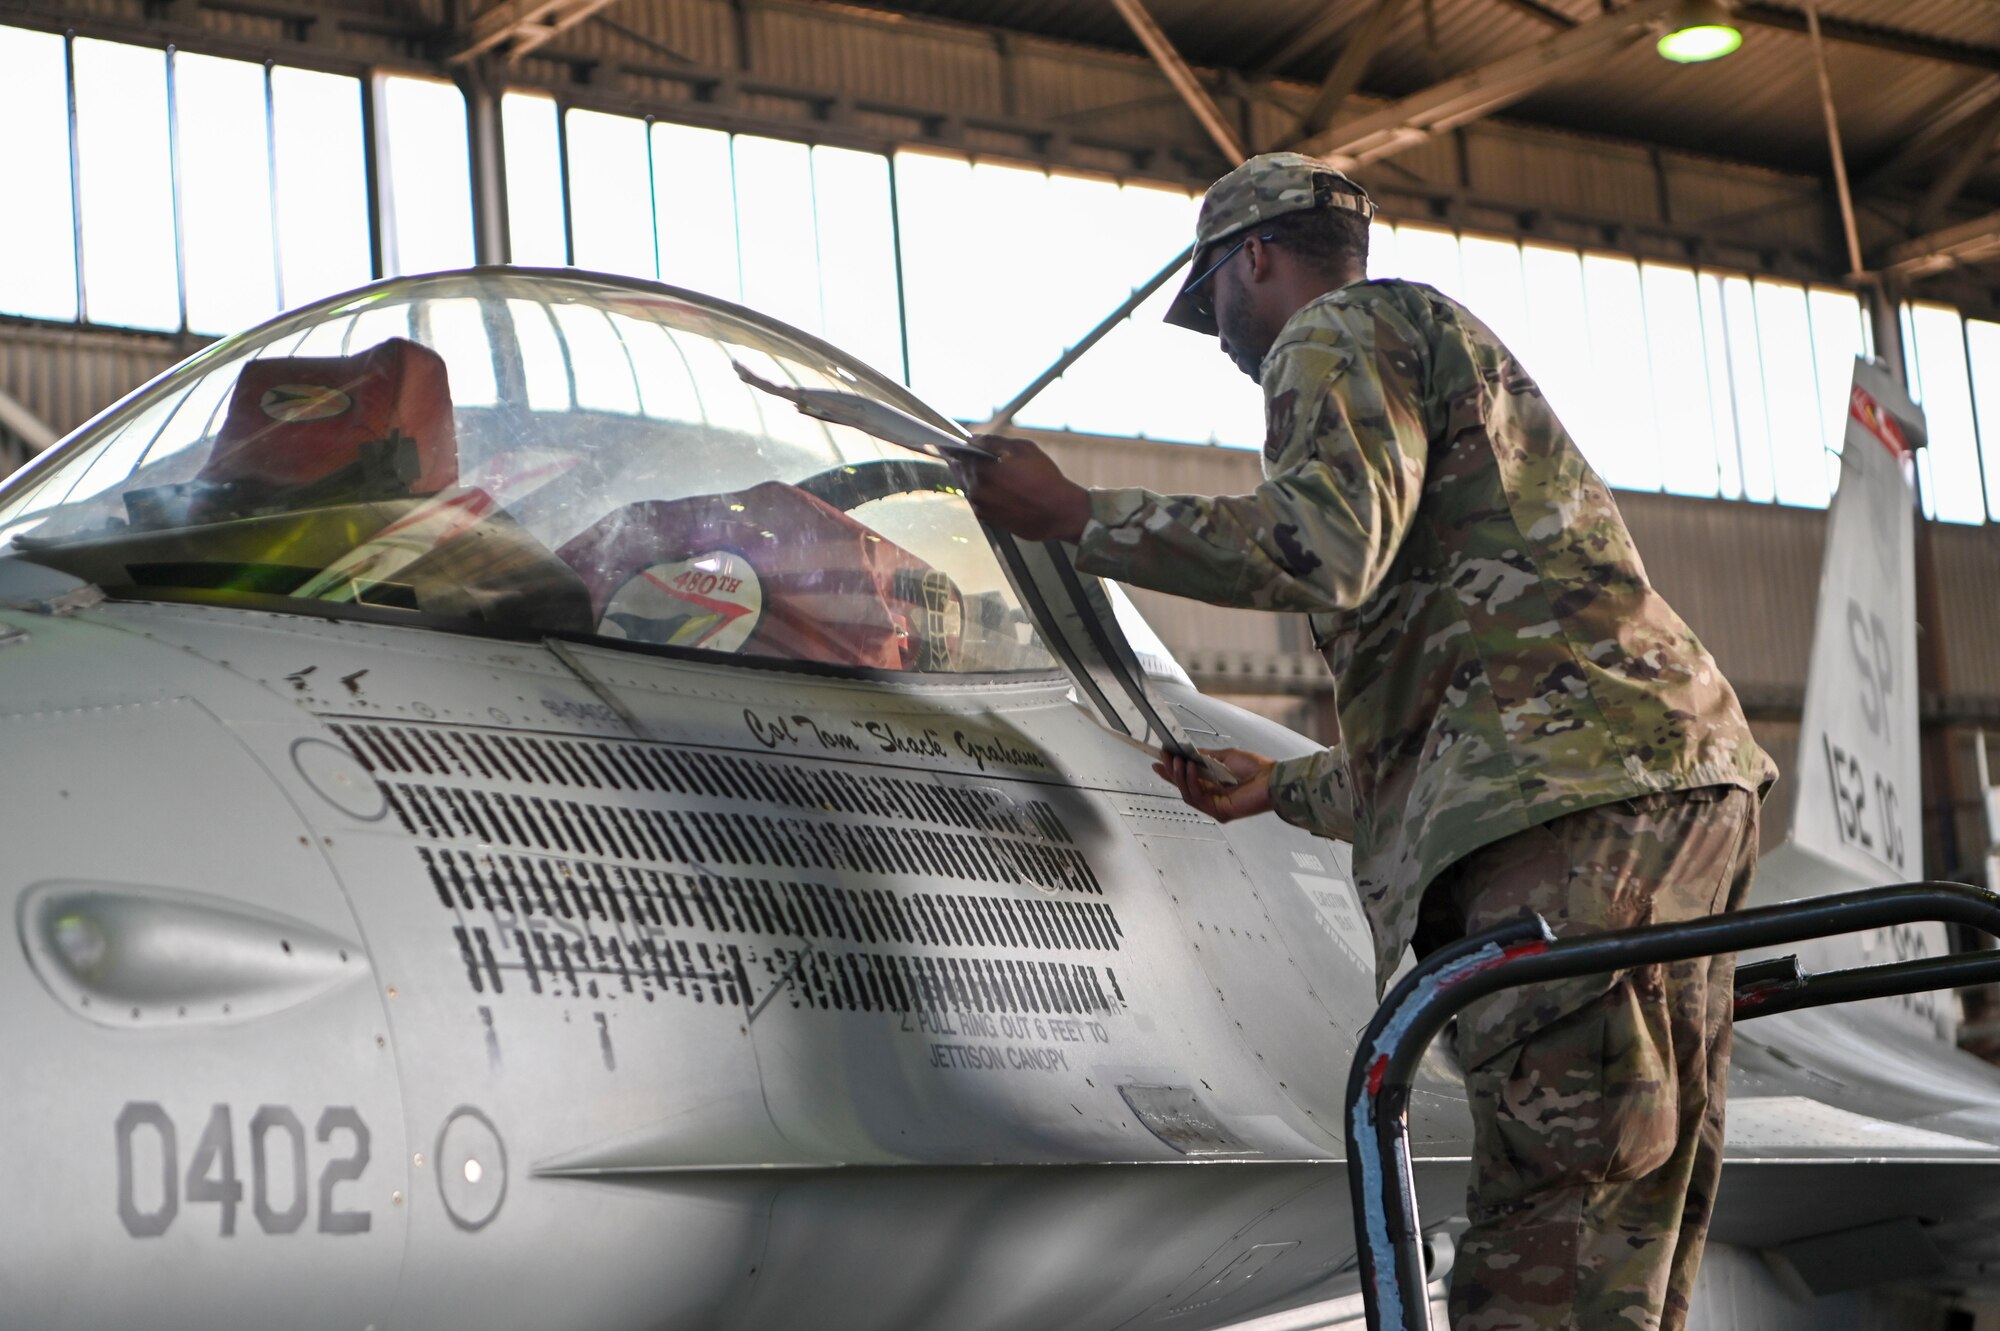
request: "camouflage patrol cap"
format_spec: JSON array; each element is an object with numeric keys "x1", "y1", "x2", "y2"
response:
[{"x1": 1165, "y1": 152, "x2": 1376, "y2": 335}]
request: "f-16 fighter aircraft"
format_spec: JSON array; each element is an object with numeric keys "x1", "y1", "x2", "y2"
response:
[{"x1": 0, "y1": 270, "x2": 1995, "y2": 1330}]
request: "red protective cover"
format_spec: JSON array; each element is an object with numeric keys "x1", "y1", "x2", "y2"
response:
[
  {"x1": 200, "y1": 337, "x2": 457, "y2": 494},
  {"x1": 556, "y1": 481, "x2": 934, "y2": 670}
]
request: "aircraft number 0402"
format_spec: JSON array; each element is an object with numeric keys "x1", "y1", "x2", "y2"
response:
[{"x1": 115, "y1": 1102, "x2": 371, "y2": 1239}]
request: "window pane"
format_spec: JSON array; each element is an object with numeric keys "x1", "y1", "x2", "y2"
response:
[
  {"x1": 811, "y1": 145, "x2": 903, "y2": 382},
  {"x1": 1696, "y1": 273, "x2": 1744, "y2": 499},
  {"x1": 1752, "y1": 282, "x2": 1827, "y2": 507},
  {"x1": 1393, "y1": 225, "x2": 1464, "y2": 302},
  {"x1": 1459, "y1": 236, "x2": 1531, "y2": 362},
  {"x1": 565, "y1": 108, "x2": 653, "y2": 280},
  {"x1": 1907, "y1": 303, "x2": 1986, "y2": 524},
  {"x1": 380, "y1": 75, "x2": 473, "y2": 276},
  {"x1": 1004, "y1": 169, "x2": 1140, "y2": 433},
  {"x1": 1577, "y1": 255, "x2": 1659, "y2": 490},
  {"x1": 1367, "y1": 220, "x2": 1398, "y2": 279},
  {"x1": 176, "y1": 53, "x2": 278, "y2": 335},
  {"x1": 731, "y1": 135, "x2": 821, "y2": 337},
  {"x1": 1521, "y1": 245, "x2": 1593, "y2": 455},
  {"x1": 893, "y1": 151, "x2": 996, "y2": 419},
  {"x1": 1720, "y1": 277, "x2": 1776, "y2": 501},
  {"x1": 1807, "y1": 287, "x2": 1866, "y2": 495},
  {"x1": 271, "y1": 67, "x2": 371, "y2": 308},
  {"x1": 1966, "y1": 319, "x2": 2000, "y2": 520},
  {"x1": 1641, "y1": 264, "x2": 1720, "y2": 498},
  {"x1": 502, "y1": 92, "x2": 566, "y2": 267},
  {"x1": 1048, "y1": 183, "x2": 1259, "y2": 446},
  {"x1": 73, "y1": 38, "x2": 179, "y2": 330},
  {"x1": 1061, "y1": 270, "x2": 1261, "y2": 447},
  {"x1": 652, "y1": 122, "x2": 740, "y2": 303},
  {"x1": 0, "y1": 25, "x2": 78, "y2": 320}
]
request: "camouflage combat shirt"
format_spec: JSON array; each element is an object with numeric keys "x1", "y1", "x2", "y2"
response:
[{"x1": 1073, "y1": 279, "x2": 1776, "y2": 987}]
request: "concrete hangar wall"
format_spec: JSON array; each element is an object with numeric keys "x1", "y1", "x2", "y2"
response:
[{"x1": 4, "y1": 0, "x2": 2000, "y2": 888}]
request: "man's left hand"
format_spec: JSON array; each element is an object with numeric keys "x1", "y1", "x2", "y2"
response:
[{"x1": 961, "y1": 435, "x2": 1092, "y2": 543}]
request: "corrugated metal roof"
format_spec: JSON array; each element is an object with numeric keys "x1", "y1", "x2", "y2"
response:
[{"x1": 849, "y1": 0, "x2": 2000, "y2": 198}]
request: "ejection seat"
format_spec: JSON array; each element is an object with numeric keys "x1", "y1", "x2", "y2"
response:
[
  {"x1": 207, "y1": 337, "x2": 455, "y2": 512},
  {"x1": 125, "y1": 337, "x2": 459, "y2": 531}
]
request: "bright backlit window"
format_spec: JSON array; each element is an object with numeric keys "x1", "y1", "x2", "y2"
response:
[
  {"x1": 0, "y1": 29, "x2": 373, "y2": 332},
  {"x1": 566, "y1": 108, "x2": 655, "y2": 280},
  {"x1": 72, "y1": 38, "x2": 179, "y2": 331},
  {"x1": 733, "y1": 135, "x2": 824, "y2": 338},
  {"x1": 812, "y1": 145, "x2": 904, "y2": 382},
  {"x1": 1582, "y1": 254, "x2": 1662, "y2": 491},
  {"x1": 380, "y1": 75, "x2": 474, "y2": 277},
  {"x1": 1754, "y1": 282, "x2": 1826, "y2": 507},
  {"x1": 1966, "y1": 320, "x2": 2000, "y2": 521},
  {"x1": 1906, "y1": 302, "x2": 1988, "y2": 525},
  {"x1": 892, "y1": 153, "x2": 1255, "y2": 443},
  {"x1": 502, "y1": 92, "x2": 567, "y2": 267},
  {"x1": 1394, "y1": 225, "x2": 1466, "y2": 304},
  {"x1": 1367, "y1": 222, "x2": 1878, "y2": 512},
  {"x1": 176, "y1": 52, "x2": 280, "y2": 335},
  {"x1": 653, "y1": 123, "x2": 741, "y2": 303},
  {"x1": 1640, "y1": 263, "x2": 1723, "y2": 499},
  {"x1": 271, "y1": 67, "x2": 372, "y2": 309},
  {"x1": 0, "y1": 26, "x2": 78, "y2": 321},
  {"x1": 1519, "y1": 244, "x2": 1593, "y2": 455}
]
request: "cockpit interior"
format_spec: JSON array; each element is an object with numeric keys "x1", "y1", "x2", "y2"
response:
[{"x1": 0, "y1": 272, "x2": 1056, "y2": 676}]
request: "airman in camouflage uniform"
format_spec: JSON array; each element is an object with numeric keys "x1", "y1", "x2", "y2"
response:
[{"x1": 962, "y1": 151, "x2": 1776, "y2": 1330}]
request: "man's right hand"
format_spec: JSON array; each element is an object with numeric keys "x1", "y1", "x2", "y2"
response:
[{"x1": 1154, "y1": 747, "x2": 1277, "y2": 823}]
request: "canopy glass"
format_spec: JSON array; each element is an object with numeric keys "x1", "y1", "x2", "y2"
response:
[{"x1": 0, "y1": 270, "x2": 1055, "y2": 676}]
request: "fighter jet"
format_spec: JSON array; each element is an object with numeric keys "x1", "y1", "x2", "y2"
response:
[{"x1": 0, "y1": 269, "x2": 1995, "y2": 1331}]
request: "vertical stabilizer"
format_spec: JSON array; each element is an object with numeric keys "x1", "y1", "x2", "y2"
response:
[{"x1": 1754, "y1": 358, "x2": 1957, "y2": 1041}]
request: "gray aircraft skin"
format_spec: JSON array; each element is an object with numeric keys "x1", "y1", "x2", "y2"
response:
[{"x1": 0, "y1": 269, "x2": 1997, "y2": 1331}]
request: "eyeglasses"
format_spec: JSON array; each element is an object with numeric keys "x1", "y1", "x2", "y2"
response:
[{"x1": 1185, "y1": 232, "x2": 1274, "y2": 320}]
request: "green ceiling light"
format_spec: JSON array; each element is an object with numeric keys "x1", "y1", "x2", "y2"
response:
[{"x1": 1657, "y1": 0, "x2": 1743, "y2": 63}]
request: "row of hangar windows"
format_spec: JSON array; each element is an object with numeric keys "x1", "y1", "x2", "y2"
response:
[{"x1": 3, "y1": 24, "x2": 2000, "y2": 523}]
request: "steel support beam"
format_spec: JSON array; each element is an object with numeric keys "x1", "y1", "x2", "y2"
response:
[
  {"x1": 1294, "y1": 0, "x2": 1688, "y2": 166},
  {"x1": 1106, "y1": 0, "x2": 1247, "y2": 161},
  {"x1": 1861, "y1": 78, "x2": 2000, "y2": 195},
  {"x1": 1884, "y1": 209, "x2": 2000, "y2": 280},
  {"x1": 1249, "y1": 4, "x2": 1352, "y2": 79},
  {"x1": 1295, "y1": 0, "x2": 1414, "y2": 142},
  {"x1": 450, "y1": 0, "x2": 626, "y2": 64},
  {"x1": 1912, "y1": 97, "x2": 2000, "y2": 235}
]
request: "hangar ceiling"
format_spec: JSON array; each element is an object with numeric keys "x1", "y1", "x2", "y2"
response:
[
  {"x1": 838, "y1": 0, "x2": 2000, "y2": 282},
  {"x1": 863, "y1": 0, "x2": 2000, "y2": 179},
  {"x1": 419, "y1": 0, "x2": 2000, "y2": 290}
]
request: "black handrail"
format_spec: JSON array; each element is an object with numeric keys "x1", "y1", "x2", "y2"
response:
[{"x1": 1344, "y1": 881, "x2": 2000, "y2": 1331}]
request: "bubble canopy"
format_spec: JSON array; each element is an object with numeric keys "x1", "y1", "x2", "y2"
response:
[{"x1": 0, "y1": 270, "x2": 1054, "y2": 676}]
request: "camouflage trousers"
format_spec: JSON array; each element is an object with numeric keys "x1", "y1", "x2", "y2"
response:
[{"x1": 1414, "y1": 786, "x2": 1760, "y2": 1331}]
